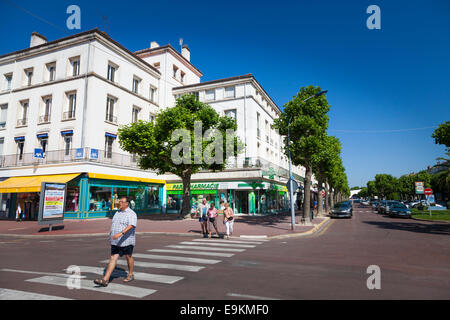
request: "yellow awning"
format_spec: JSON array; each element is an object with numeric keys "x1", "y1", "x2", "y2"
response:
[
  {"x1": 87, "y1": 173, "x2": 165, "y2": 185},
  {"x1": 0, "y1": 173, "x2": 81, "y2": 193}
]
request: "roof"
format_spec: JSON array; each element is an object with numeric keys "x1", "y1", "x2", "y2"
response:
[
  {"x1": 173, "y1": 74, "x2": 281, "y2": 112},
  {"x1": 0, "y1": 29, "x2": 161, "y2": 76},
  {"x1": 135, "y1": 44, "x2": 202, "y2": 77}
]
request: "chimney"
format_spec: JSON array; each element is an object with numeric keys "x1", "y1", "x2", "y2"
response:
[
  {"x1": 150, "y1": 41, "x2": 160, "y2": 49},
  {"x1": 30, "y1": 32, "x2": 47, "y2": 48},
  {"x1": 181, "y1": 45, "x2": 190, "y2": 61}
]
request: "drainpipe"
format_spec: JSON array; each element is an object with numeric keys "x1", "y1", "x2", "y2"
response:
[{"x1": 80, "y1": 39, "x2": 92, "y2": 149}]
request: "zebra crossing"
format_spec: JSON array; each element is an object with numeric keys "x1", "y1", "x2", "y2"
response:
[{"x1": 0, "y1": 236, "x2": 268, "y2": 300}]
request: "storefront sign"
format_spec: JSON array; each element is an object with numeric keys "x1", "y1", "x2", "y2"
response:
[
  {"x1": 167, "y1": 183, "x2": 219, "y2": 191},
  {"x1": 38, "y1": 182, "x2": 66, "y2": 229},
  {"x1": 415, "y1": 181, "x2": 424, "y2": 194},
  {"x1": 76, "y1": 148, "x2": 84, "y2": 159},
  {"x1": 34, "y1": 148, "x2": 44, "y2": 159},
  {"x1": 90, "y1": 148, "x2": 99, "y2": 160}
]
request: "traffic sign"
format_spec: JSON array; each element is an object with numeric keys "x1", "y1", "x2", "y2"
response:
[
  {"x1": 415, "y1": 181, "x2": 424, "y2": 194},
  {"x1": 287, "y1": 179, "x2": 299, "y2": 193},
  {"x1": 322, "y1": 190, "x2": 325, "y2": 198},
  {"x1": 424, "y1": 188, "x2": 433, "y2": 196}
]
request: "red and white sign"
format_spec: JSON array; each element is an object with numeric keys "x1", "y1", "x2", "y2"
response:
[
  {"x1": 322, "y1": 190, "x2": 325, "y2": 198},
  {"x1": 424, "y1": 188, "x2": 433, "y2": 195}
]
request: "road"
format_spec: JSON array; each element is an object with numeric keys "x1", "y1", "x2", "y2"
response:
[{"x1": 0, "y1": 204, "x2": 449, "y2": 300}]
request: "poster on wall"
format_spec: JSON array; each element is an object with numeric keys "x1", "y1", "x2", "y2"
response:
[{"x1": 38, "y1": 182, "x2": 66, "y2": 227}]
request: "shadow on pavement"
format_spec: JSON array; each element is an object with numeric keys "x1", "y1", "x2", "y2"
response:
[
  {"x1": 38, "y1": 225, "x2": 65, "y2": 232},
  {"x1": 363, "y1": 220, "x2": 450, "y2": 236}
]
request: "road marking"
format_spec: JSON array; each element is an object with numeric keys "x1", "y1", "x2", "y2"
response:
[
  {"x1": 239, "y1": 236, "x2": 269, "y2": 240},
  {"x1": 74, "y1": 266, "x2": 183, "y2": 284},
  {"x1": 0, "y1": 288, "x2": 72, "y2": 300},
  {"x1": 192, "y1": 239, "x2": 264, "y2": 245},
  {"x1": 166, "y1": 245, "x2": 245, "y2": 252},
  {"x1": 132, "y1": 253, "x2": 221, "y2": 265},
  {"x1": 315, "y1": 219, "x2": 335, "y2": 237},
  {"x1": 7, "y1": 228, "x2": 27, "y2": 231},
  {"x1": 226, "y1": 293, "x2": 280, "y2": 300},
  {"x1": 179, "y1": 241, "x2": 255, "y2": 248},
  {"x1": 26, "y1": 276, "x2": 156, "y2": 298},
  {"x1": 39, "y1": 240, "x2": 55, "y2": 243},
  {"x1": 102, "y1": 259, "x2": 205, "y2": 272},
  {"x1": 0, "y1": 268, "x2": 86, "y2": 279},
  {"x1": 148, "y1": 249, "x2": 235, "y2": 258}
]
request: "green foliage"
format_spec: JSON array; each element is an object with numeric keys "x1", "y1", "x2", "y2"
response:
[{"x1": 432, "y1": 121, "x2": 450, "y2": 149}]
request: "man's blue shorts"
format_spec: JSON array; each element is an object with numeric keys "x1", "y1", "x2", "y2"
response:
[{"x1": 111, "y1": 245, "x2": 134, "y2": 257}]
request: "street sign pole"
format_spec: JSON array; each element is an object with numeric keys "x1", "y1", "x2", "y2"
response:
[{"x1": 287, "y1": 121, "x2": 295, "y2": 231}]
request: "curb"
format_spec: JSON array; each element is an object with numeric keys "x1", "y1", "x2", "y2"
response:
[
  {"x1": 0, "y1": 231, "x2": 200, "y2": 240},
  {"x1": 268, "y1": 217, "x2": 331, "y2": 240},
  {"x1": 410, "y1": 217, "x2": 450, "y2": 224}
]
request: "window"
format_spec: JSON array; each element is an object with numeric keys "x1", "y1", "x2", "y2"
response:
[
  {"x1": 70, "y1": 57, "x2": 80, "y2": 76},
  {"x1": 180, "y1": 71, "x2": 185, "y2": 83},
  {"x1": 107, "y1": 64, "x2": 117, "y2": 82},
  {"x1": 265, "y1": 120, "x2": 269, "y2": 143},
  {"x1": 106, "y1": 96, "x2": 117, "y2": 123},
  {"x1": 0, "y1": 104, "x2": 7, "y2": 129},
  {"x1": 132, "y1": 77, "x2": 140, "y2": 94},
  {"x1": 39, "y1": 137, "x2": 48, "y2": 153},
  {"x1": 256, "y1": 112, "x2": 260, "y2": 138},
  {"x1": 24, "y1": 68, "x2": 33, "y2": 86},
  {"x1": 132, "y1": 106, "x2": 140, "y2": 123},
  {"x1": 150, "y1": 86, "x2": 157, "y2": 103},
  {"x1": 224, "y1": 109, "x2": 237, "y2": 121},
  {"x1": 149, "y1": 113, "x2": 155, "y2": 123},
  {"x1": 64, "y1": 92, "x2": 77, "y2": 120},
  {"x1": 105, "y1": 136, "x2": 114, "y2": 159},
  {"x1": 173, "y1": 65, "x2": 178, "y2": 78},
  {"x1": 40, "y1": 97, "x2": 52, "y2": 123},
  {"x1": 205, "y1": 89, "x2": 215, "y2": 101},
  {"x1": 0, "y1": 138, "x2": 4, "y2": 157},
  {"x1": 64, "y1": 135, "x2": 72, "y2": 156},
  {"x1": 47, "y1": 62, "x2": 56, "y2": 82},
  {"x1": 4, "y1": 74, "x2": 12, "y2": 91},
  {"x1": 225, "y1": 86, "x2": 235, "y2": 98},
  {"x1": 17, "y1": 141, "x2": 25, "y2": 161},
  {"x1": 18, "y1": 101, "x2": 28, "y2": 126}
]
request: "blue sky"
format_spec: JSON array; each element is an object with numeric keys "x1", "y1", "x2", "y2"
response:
[{"x1": 1, "y1": 0, "x2": 449, "y2": 188}]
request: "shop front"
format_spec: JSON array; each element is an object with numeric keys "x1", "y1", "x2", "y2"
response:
[
  {"x1": 166, "y1": 181, "x2": 289, "y2": 215},
  {"x1": 0, "y1": 173, "x2": 165, "y2": 220}
]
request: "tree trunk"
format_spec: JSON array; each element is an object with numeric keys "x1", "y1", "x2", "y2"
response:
[
  {"x1": 303, "y1": 165, "x2": 313, "y2": 223},
  {"x1": 317, "y1": 176, "x2": 324, "y2": 217},
  {"x1": 324, "y1": 180, "x2": 330, "y2": 214},
  {"x1": 181, "y1": 168, "x2": 192, "y2": 219}
]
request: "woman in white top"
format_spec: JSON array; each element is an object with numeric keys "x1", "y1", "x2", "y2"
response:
[{"x1": 223, "y1": 202, "x2": 234, "y2": 240}]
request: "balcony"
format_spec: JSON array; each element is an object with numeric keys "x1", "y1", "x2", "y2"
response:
[
  {"x1": 105, "y1": 113, "x2": 118, "y2": 124},
  {"x1": 0, "y1": 148, "x2": 144, "y2": 170},
  {"x1": 16, "y1": 119, "x2": 27, "y2": 127},
  {"x1": 63, "y1": 111, "x2": 76, "y2": 121},
  {"x1": 38, "y1": 115, "x2": 51, "y2": 124}
]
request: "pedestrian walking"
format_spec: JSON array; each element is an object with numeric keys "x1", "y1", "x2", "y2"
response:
[
  {"x1": 16, "y1": 203, "x2": 22, "y2": 222},
  {"x1": 207, "y1": 202, "x2": 220, "y2": 238},
  {"x1": 94, "y1": 196, "x2": 137, "y2": 287},
  {"x1": 197, "y1": 199, "x2": 209, "y2": 238},
  {"x1": 223, "y1": 202, "x2": 234, "y2": 240}
]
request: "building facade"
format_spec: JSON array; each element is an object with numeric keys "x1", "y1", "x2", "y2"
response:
[{"x1": 0, "y1": 29, "x2": 308, "y2": 219}]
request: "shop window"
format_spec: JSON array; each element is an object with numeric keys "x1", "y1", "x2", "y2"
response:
[
  {"x1": 128, "y1": 187, "x2": 146, "y2": 210},
  {"x1": 89, "y1": 186, "x2": 112, "y2": 211},
  {"x1": 112, "y1": 188, "x2": 128, "y2": 210},
  {"x1": 65, "y1": 185, "x2": 80, "y2": 212},
  {"x1": 147, "y1": 186, "x2": 160, "y2": 208}
]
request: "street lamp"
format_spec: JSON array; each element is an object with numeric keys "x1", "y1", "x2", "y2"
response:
[{"x1": 288, "y1": 90, "x2": 328, "y2": 230}]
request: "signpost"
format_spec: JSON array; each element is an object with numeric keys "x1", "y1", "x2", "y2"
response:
[
  {"x1": 38, "y1": 182, "x2": 66, "y2": 232},
  {"x1": 415, "y1": 182, "x2": 424, "y2": 195},
  {"x1": 425, "y1": 189, "x2": 434, "y2": 217},
  {"x1": 34, "y1": 148, "x2": 44, "y2": 159}
]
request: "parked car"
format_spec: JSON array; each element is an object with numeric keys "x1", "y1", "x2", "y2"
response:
[
  {"x1": 330, "y1": 201, "x2": 353, "y2": 218},
  {"x1": 361, "y1": 200, "x2": 370, "y2": 206},
  {"x1": 380, "y1": 200, "x2": 401, "y2": 215},
  {"x1": 387, "y1": 202, "x2": 411, "y2": 218},
  {"x1": 376, "y1": 200, "x2": 388, "y2": 213},
  {"x1": 371, "y1": 201, "x2": 379, "y2": 210}
]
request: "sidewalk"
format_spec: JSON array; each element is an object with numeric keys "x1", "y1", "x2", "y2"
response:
[{"x1": 0, "y1": 212, "x2": 330, "y2": 239}]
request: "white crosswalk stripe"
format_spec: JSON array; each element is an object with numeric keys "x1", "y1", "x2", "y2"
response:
[
  {"x1": 166, "y1": 245, "x2": 246, "y2": 252},
  {"x1": 0, "y1": 268, "x2": 87, "y2": 279},
  {"x1": 74, "y1": 266, "x2": 184, "y2": 284},
  {"x1": 132, "y1": 253, "x2": 221, "y2": 265},
  {"x1": 192, "y1": 239, "x2": 264, "y2": 245},
  {"x1": 148, "y1": 249, "x2": 235, "y2": 258},
  {"x1": 0, "y1": 288, "x2": 72, "y2": 300},
  {"x1": 26, "y1": 276, "x2": 156, "y2": 298},
  {"x1": 179, "y1": 241, "x2": 256, "y2": 248},
  {"x1": 102, "y1": 259, "x2": 205, "y2": 272}
]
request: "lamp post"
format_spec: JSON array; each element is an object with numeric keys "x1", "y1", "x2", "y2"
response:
[{"x1": 288, "y1": 90, "x2": 327, "y2": 230}]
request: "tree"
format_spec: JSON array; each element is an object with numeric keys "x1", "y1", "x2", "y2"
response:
[
  {"x1": 432, "y1": 121, "x2": 450, "y2": 149},
  {"x1": 273, "y1": 85, "x2": 331, "y2": 222},
  {"x1": 358, "y1": 187, "x2": 369, "y2": 198},
  {"x1": 374, "y1": 174, "x2": 398, "y2": 199},
  {"x1": 367, "y1": 180, "x2": 378, "y2": 199},
  {"x1": 118, "y1": 95, "x2": 243, "y2": 218}
]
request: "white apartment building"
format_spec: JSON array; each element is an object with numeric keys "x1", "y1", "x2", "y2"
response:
[{"x1": 0, "y1": 29, "x2": 307, "y2": 219}]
